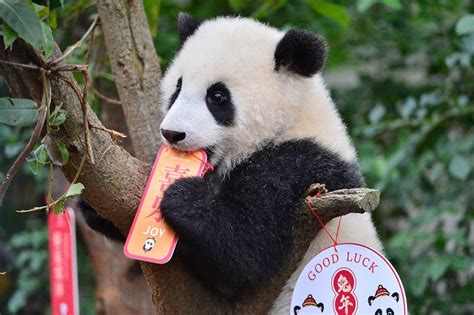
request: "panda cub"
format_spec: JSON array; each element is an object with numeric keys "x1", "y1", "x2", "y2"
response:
[{"x1": 83, "y1": 13, "x2": 383, "y2": 312}]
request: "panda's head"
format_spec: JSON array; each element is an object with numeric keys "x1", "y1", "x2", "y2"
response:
[
  {"x1": 143, "y1": 237, "x2": 156, "y2": 252},
  {"x1": 368, "y1": 285, "x2": 401, "y2": 315},
  {"x1": 160, "y1": 13, "x2": 327, "y2": 172}
]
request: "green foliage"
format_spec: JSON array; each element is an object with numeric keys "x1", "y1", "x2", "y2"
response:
[
  {"x1": 49, "y1": 107, "x2": 67, "y2": 127},
  {"x1": 0, "y1": 0, "x2": 54, "y2": 57},
  {"x1": 328, "y1": 2, "x2": 474, "y2": 313},
  {"x1": 0, "y1": 97, "x2": 38, "y2": 127},
  {"x1": 6, "y1": 219, "x2": 49, "y2": 314}
]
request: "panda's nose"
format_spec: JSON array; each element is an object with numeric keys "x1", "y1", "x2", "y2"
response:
[{"x1": 161, "y1": 129, "x2": 186, "y2": 144}]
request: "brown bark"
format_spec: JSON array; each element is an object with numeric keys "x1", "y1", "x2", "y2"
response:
[
  {"x1": 76, "y1": 214, "x2": 155, "y2": 315},
  {"x1": 0, "y1": 12, "x2": 378, "y2": 315},
  {"x1": 96, "y1": 0, "x2": 163, "y2": 163}
]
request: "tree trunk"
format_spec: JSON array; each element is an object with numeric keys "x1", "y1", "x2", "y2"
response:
[{"x1": 82, "y1": 58, "x2": 154, "y2": 312}]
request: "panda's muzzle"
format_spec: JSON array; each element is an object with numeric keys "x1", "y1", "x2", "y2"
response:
[{"x1": 161, "y1": 128, "x2": 186, "y2": 144}]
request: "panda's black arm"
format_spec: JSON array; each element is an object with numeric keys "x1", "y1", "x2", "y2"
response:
[
  {"x1": 79, "y1": 198, "x2": 126, "y2": 242},
  {"x1": 159, "y1": 139, "x2": 363, "y2": 299}
]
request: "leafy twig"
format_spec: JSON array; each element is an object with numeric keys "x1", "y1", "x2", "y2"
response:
[
  {"x1": 49, "y1": 16, "x2": 99, "y2": 66},
  {"x1": 17, "y1": 154, "x2": 87, "y2": 213},
  {"x1": 90, "y1": 123, "x2": 127, "y2": 138},
  {"x1": 0, "y1": 70, "x2": 50, "y2": 206},
  {"x1": 56, "y1": 72, "x2": 95, "y2": 164},
  {"x1": 0, "y1": 59, "x2": 43, "y2": 71}
]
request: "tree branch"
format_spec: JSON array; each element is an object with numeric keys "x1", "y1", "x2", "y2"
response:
[{"x1": 0, "y1": 39, "x2": 147, "y2": 235}]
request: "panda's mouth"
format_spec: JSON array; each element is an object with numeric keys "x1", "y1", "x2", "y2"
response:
[{"x1": 167, "y1": 143, "x2": 215, "y2": 161}]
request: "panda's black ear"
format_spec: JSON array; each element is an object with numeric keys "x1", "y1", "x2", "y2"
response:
[
  {"x1": 368, "y1": 296, "x2": 375, "y2": 306},
  {"x1": 274, "y1": 29, "x2": 327, "y2": 77},
  {"x1": 392, "y1": 292, "x2": 399, "y2": 302},
  {"x1": 178, "y1": 12, "x2": 201, "y2": 44}
]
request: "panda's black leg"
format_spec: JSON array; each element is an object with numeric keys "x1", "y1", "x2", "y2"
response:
[{"x1": 78, "y1": 198, "x2": 125, "y2": 242}]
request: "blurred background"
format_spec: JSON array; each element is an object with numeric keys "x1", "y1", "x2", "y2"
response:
[{"x1": 0, "y1": 0, "x2": 473, "y2": 314}]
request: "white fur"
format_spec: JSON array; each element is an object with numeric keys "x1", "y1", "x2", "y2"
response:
[{"x1": 160, "y1": 16, "x2": 382, "y2": 314}]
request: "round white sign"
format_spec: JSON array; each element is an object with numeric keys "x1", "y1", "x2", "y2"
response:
[{"x1": 291, "y1": 243, "x2": 407, "y2": 315}]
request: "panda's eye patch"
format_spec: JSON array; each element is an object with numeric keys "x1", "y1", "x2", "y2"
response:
[
  {"x1": 205, "y1": 82, "x2": 234, "y2": 126},
  {"x1": 206, "y1": 82, "x2": 230, "y2": 106},
  {"x1": 176, "y1": 77, "x2": 182, "y2": 90},
  {"x1": 168, "y1": 76, "x2": 183, "y2": 109}
]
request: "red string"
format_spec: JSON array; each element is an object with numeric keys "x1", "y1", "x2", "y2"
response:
[
  {"x1": 191, "y1": 152, "x2": 214, "y2": 176},
  {"x1": 305, "y1": 191, "x2": 343, "y2": 250}
]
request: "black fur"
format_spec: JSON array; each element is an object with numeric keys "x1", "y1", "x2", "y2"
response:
[
  {"x1": 206, "y1": 82, "x2": 235, "y2": 126},
  {"x1": 168, "y1": 77, "x2": 182, "y2": 109},
  {"x1": 79, "y1": 198, "x2": 125, "y2": 242},
  {"x1": 160, "y1": 139, "x2": 363, "y2": 299},
  {"x1": 274, "y1": 29, "x2": 327, "y2": 77},
  {"x1": 178, "y1": 13, "x2": 201, "y2": 43}
]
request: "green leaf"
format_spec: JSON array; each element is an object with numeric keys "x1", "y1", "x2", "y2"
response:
[
  {"x1": 456, "y1": 14, "x2": 474, "y2": 35},
  {"x1": 53, "y1": 198, "x2": 65, "y2": 214},
  {"x1": 451, "y1": 256, "x2": 469, "y2": 272},
  {"x1": 49, "y1": 108, "x2": 67, "y2": 126},
  {"x1": 3, "y1": 22, "x2": 18, "y2": 48},
  {"x1": 427, "y1": 162, "x2": 444, "y2": 183},
  {"x1": 48, "y1": 9, "x2": 57, "y2": 28},
  {"x1": 0, "y1": 97, "x2": 37, "y2": 127},
  {"x1": 32, "y1": 3, "x2": 48, "y2": 19},
  {"x1": 356, "y1": 0, "x2": 376, "y2": 12},
  {"x1": 307, "y1": 0, "x2": 350, "y2": 27},
  {"x1": 461, "y1": 33, "x2": 474, "y2": 54},
  {"x1": 428, "y1": 257, "x2": 450, "y2": 281},
  {"x1": 368, "y1": 104, "x2": 386, "y2": 123},
  {"x1": 7, "y1": 290, "x2": 27, "y2": 313},
  {"x1": 399, "y1": 97, "x2": 416, "y2": 118},
  {"x1": 381, "y1": 0, "x2": 401, "y2": 10},
  {"x1": 448, "y1": 155, "x2": 471, "y2": 180},
  {"x1": 410, "y1": 271, "x2": 428, "y2": 296},
  {"x1": 389, "y1": 233, "x2": 411, "y2": 248},
  {"x1": 40, "y1": 21, "x2": 54, "y2": 58},
  {"x1": 56, "y1": 141, "x2": 69, "y2": 165},
  {"x1": 27, "y1": 143, "x2": 49, "y2": 175},
  {"x1": 64, "y1": 183, "x2": 84, "y2": 198},
  {"x1": 0, "y1": 0, "x2": 53, "y2": 58}
]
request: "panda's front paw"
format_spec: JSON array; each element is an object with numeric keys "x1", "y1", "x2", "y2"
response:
[{"x1": 160, "y1": 177, "x2": 209, "y2": 238}]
